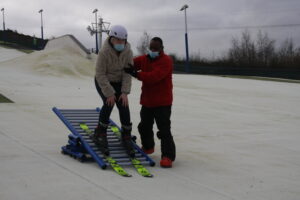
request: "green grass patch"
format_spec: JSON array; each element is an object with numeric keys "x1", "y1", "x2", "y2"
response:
[{"x1": 0, "y1": 93, "x2": 14, "y2": 103}]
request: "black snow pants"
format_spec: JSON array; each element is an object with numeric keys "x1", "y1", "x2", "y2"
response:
[
  {"x1": 138, "y1": 105, "x2": 176, "y2": 161},
  {"x1": 95, "y1": 78, "x2": 131, "y2": 127}
]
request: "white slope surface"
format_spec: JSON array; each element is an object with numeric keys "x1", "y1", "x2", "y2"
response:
[
  {"x1": 0, "y1": 46, "x2": 26, "y2": 62},
  {"x1": 0, "y1": 48, "x2": 300, "y2": 200}
]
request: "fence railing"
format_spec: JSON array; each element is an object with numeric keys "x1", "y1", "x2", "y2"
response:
[
  {"x1": 174, "y1": 64, "x2": 300, "y2": 80},
  {"x1": 0, "y1": 30, "x2": 48, "y2": 50}
]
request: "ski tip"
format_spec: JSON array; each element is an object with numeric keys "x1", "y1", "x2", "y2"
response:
[{"x1": 113, "y1": 169, "x2": 132, "y2": 177}]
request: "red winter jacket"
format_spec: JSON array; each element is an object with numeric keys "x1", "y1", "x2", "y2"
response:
[{"x1": 134, "y1": 52, "x2": 173, "y2": 107}]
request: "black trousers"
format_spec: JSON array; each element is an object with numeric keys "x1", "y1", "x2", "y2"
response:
[
  {"x1": 95, "y1": 78, "x2": 131, "y2": 127},
  {"x1": 138, "y1": 106, "x2": 176, "y2": 161}
]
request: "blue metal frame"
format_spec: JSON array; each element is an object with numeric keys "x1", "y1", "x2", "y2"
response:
[
  {"x1": 53, "y1": 107, "x2": 156, "y2": 168},
  {"x1": 53, "y1": 107, "x2": 107, "y2": 169}
]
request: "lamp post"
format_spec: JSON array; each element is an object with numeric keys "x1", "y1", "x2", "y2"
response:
[
  {"x1": 93, "y1": 9, "x2": 99, "y2": 53},
  {"x1": 180, "y1": 4, "x2": 190, "y2": 73},
  {"x1": 99, "y1": 17, "x2": 104, "y2": 50},
  {"x1": 1, "y1": 8, "x2": 5, "y2": 31},
  {"x1": 38, "y1": 9, "x2": 44, "y2": 39}
]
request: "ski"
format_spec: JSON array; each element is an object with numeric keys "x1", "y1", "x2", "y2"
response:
[
  {"x1": 110, "y1": 125, "x2": 153, "y2": 177},
  {"x1": 79, "y1": 123, "x2": 132, "y2": 177},
  {"x1": 130, "y1": 157, "x2": 153, "y2": 177},
  {"x1": 105, "y1": 157, "x2": 132, "y2": 177}
]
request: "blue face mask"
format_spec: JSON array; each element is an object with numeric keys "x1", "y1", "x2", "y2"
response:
[
  {"x1": 114, "y1": 44, "x2": 125, "y2": 52},
  {"x1": 149, "y1": 50, "x2": 159, "y2": 59}
]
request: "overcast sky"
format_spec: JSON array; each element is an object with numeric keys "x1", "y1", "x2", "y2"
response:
[{"x1": 1, "y1": 0, "x2": 300, "y2": 58}]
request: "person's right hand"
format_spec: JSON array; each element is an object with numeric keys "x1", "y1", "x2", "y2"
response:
[
  {"x1": 124, "y1": 63, "x2": 138, "y2": 78},
  {"x1": 106, "y1": 95, "x2": 116, "y2": 106}
]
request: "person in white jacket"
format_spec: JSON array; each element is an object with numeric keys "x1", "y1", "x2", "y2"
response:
[{"x1": 93, "y1": 25, "x2": 135, "y2": 158}]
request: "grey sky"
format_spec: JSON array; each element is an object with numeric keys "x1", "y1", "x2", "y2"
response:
[{"x1": 1, "y1": 0, "x2": 300, "y2": 58}]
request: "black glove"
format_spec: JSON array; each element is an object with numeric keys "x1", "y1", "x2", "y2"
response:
[{"x1": 124, "y1": 64, "x2": 138, "y2": 78}]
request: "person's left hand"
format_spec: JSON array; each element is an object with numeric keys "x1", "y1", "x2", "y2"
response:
[{"x1": 119, "y1": 93, "x2": 129, "y2": 107}]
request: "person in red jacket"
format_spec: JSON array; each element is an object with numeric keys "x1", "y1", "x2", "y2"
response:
[{"x1": 125, "y1": 37, "x2": 176, "y2": 168}]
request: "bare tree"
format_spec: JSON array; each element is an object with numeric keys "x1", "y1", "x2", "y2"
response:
[
  {"x1": 241, "y1": 30, "x2": 256, "y2": 66},
  {"x1": 256, "y1": 30, "x2": 275, "y2": 67},
  {"x1": 229, "y1": 30, "x2": 257, "y2": 67},
  {"x1": 136, "y1": 31, "x2": 151, "y2": 55},
  {"x1": 228, "y1": 37, "x2": 242, "y2": 65},
  {"x1": 277, "y1": 38, "x2": 295, "y2": 67},
  {"x1": 278, "y1": 38, "x2": 294, "y2": 58},
  {"x1": 173, "y1": 29, "x2": 300, "y2": 69}
]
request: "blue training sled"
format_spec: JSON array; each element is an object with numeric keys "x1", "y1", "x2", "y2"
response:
[{"x1": 52, "y1": 107, "x2": 155, "y2": 169}]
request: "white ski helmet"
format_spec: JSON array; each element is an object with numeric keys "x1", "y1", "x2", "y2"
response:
[{"x1": 109, "y1": 25, "x2": 128, "y2": 40}]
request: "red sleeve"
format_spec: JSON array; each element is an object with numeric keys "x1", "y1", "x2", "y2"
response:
[
  {"x1": 133, "y1": 56, "x2": 143, "y2": 70},
  {"x1": 137, "y1": 56, "x2": 172, "y2": 85}
]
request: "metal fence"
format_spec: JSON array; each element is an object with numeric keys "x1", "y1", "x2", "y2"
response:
[
  {"x1": 0, "y1": 30, "x2": 48, "y2": 50},
  {"x1": 174, "y1": 64, "x2": 300, "y2": 80}
]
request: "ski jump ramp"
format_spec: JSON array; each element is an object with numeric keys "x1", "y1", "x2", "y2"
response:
[
  {"x1": 52, "y1": 107, "x2": 155, "y2": 169},
  {"x1": 45, "y1": 35, "x2": 91, "y2": 58}
]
